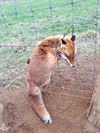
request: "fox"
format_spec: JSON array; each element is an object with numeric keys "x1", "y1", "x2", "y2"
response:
[{"x1": 26, "y1": 34, "x2": 76, "y2": 124}]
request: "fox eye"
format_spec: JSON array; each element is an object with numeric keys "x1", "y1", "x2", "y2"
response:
[
  {"x1": 66, "y1": 55, "x2": 70, "y2": 59},
  {"x1": 66, "y1": 55, "x2": 75, "y2": 59},
  {"x1": 61, "y1": 39, "x2": 66, "y2": 44}
]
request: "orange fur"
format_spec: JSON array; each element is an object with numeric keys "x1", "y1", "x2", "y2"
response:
[{"x1": 26, "y1": 35, "x2": 75, "y2": 124}]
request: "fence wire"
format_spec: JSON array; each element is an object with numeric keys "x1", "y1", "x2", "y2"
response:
[{"x1": 0, "y1": 0, "x2": 100, "y2": 99}]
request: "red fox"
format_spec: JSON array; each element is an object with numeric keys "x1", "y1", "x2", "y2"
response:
[{"x1": 26, "y1": 35, "x2": 76, "y2": 124}]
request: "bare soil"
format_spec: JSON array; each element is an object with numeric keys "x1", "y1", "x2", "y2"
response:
[
  {"x1": 0, "y1": 89, "x2": 91, "y2": 133},
  {"x1": 0, "y1": 54, "x2": 100, "y2": 133}
]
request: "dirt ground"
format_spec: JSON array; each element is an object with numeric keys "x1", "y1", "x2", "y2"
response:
[
  {"x1": 0, "y1": 32, "x2": 100, "y2": 133},
  {"x1": 0, "y1": 53, "x2": 100, "y2": 133},
  {"x1": 0, "y1": 90, "x2": 95, "y2": 133}
]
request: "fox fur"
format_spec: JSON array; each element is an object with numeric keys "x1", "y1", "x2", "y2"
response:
[{"x1": 26, "y1": 35, "x2": 75, "y2": 124}]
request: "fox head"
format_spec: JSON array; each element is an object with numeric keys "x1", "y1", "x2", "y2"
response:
[{"x1": 58, "y1": 35, "x2": 76, "y2": 67}]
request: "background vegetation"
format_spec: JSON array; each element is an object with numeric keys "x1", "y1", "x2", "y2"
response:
[
  {"x1": 0, "y1": 0, "x2": 100, "y2": 45},
  {"x1": 0, "y1": 0, "x2": 100, "y2": 88}
]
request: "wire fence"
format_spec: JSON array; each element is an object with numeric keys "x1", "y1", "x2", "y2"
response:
[
  {"x1": 0, "y1": 0, "x2": 100, "y2": 98},
  {"x1": 0, "y1": 0, "x2": 100, "y2": 45}
]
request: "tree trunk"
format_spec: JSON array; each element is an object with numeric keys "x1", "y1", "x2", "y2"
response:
[{"x1": 87, "y1": 74, "x2": 100, "y2": 128}]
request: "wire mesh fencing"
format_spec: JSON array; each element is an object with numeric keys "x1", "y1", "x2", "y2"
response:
[{"x1": 0, "y1": 0, "x2": 100, "y2": 98}]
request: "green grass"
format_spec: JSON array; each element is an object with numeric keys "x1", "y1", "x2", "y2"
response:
[
  {"x1": 0, "y1": 0, "x2": 100, "y2": 45},
  {"x1": 0, "y1": 0, "x2": 100, "y2": 64},
  {"x1": 0, "y1": 0, "x2": 100, "y2": 88}
]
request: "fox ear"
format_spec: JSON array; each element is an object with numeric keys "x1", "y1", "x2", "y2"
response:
[
  {"x1": 71, "y1": 35, "x2": 75, "y2": 41},
  {"x1": 61, "y1": 39, "x2": 66, "y2": 44}
]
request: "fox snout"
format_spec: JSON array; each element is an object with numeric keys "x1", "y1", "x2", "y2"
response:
[
  {"x1": 65, "y1": 56, "x2": 75, "y2": 67},
  {"x1": 70, "y1": 63, "x2": 75, "y2": 67},
  {"x1": 69, "y1": 59, "x2": 75, "y2": 67}
]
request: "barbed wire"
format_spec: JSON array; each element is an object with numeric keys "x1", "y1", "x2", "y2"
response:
[
  {"x1": 0, "y1": 0, "x2": 100, "y2": 98},
  {"x1": 0, "y1": 0, "x2": 99, "y2": 45}
]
